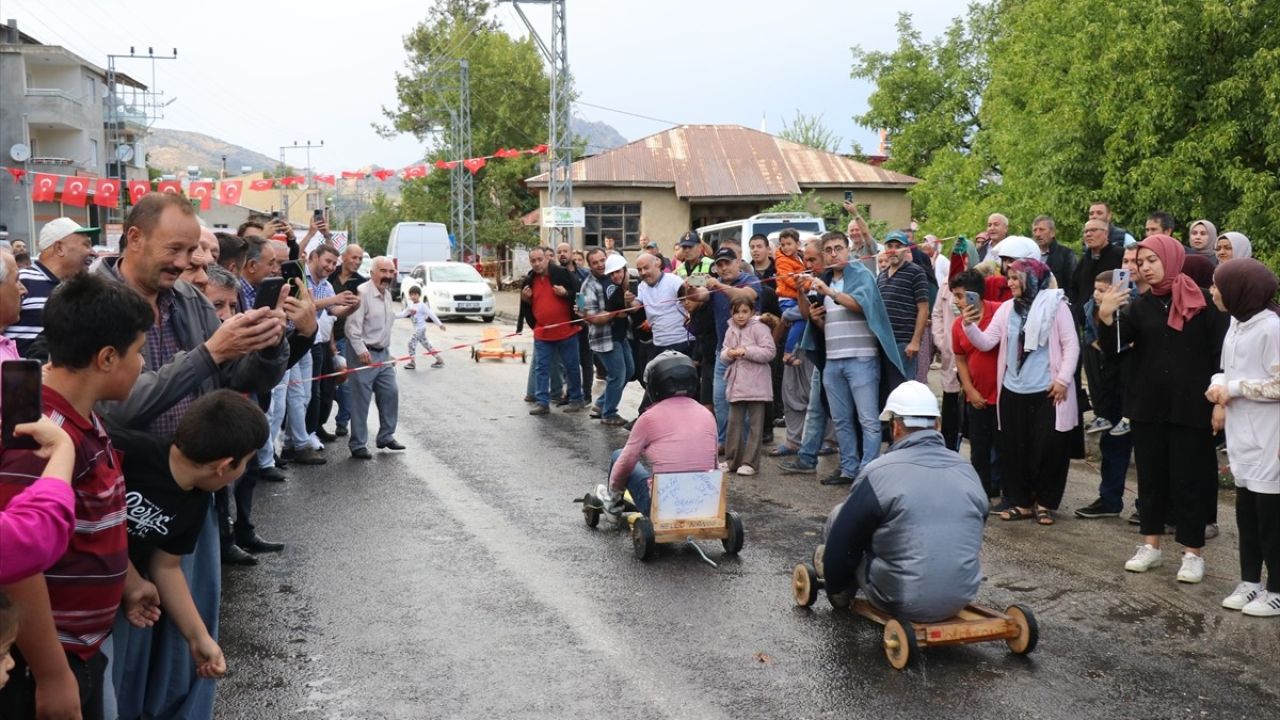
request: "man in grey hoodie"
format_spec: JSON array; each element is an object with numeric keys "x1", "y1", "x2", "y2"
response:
[{"x1": 822, "y1": 381, "x2": 988, "y2": 622}]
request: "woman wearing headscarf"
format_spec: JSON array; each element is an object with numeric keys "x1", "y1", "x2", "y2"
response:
[
  {"x1": 1182, "y1": 254, "x2": 1217, "y2": 289},
  {"x1": 1187, "y1": 219, "x2": 1219, "y2": 266},
  {"x1": 961, "y1": 258, "x2": 1079, "y2": 525},
  {"x1": 1215, "y1": 231, "x2": 1253, "y2": 264},
  {"x1": 1097, "y1": 235, "x2": 1229, "y2": 583},
  {"x1": 1207, "y1": 259, "x2": 1280, "y2": 616}
]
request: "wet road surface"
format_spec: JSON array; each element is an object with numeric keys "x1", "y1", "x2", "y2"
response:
[{"x1": 215, "y1": 320, "x2": 1278, "y2": 719}]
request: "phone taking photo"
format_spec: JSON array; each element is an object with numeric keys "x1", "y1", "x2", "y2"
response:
[
  {"x1": 281, "y1": 259, "x2": 305, "y2": 285},
  {"x1": 1114, "y1": 268, "x2": 1132, "y2": 291},
  {"x1": 254, "y1": 277, "x2": 287, "y2": 310},
  {"x1": 2, "y1": 359, "x2": 43, "y2": 450}
]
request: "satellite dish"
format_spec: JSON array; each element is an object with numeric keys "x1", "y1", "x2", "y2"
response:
[
  {"x1": 115, "y1": 144, "x2": 135, "y2": 162},
  {"x1": 9, "y1": 143, "x2": 31, "y2": 162}
]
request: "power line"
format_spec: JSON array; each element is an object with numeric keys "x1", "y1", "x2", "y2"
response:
[{"x1": 574, "y1": 101, "x2": 681, "y2": 128}]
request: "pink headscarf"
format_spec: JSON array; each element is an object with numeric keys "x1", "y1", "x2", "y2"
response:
[{"x1": 1136, "y1": 234, "x2": 1206, "y2": 330}]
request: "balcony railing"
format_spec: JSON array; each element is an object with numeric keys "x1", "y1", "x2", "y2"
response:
[{"x1": 25, "y1": 87, "x2": 82, "y2": 104}]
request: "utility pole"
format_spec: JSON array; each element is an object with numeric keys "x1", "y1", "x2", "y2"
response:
[
  {"x1": 279, "y1": 140, "x2": 323, "y2": 220},
  {"x1": 452, "y1": 60, "x2": 476, "y2": 262},
  {"x1": 512, "y1": 0, "x2": 571, "y2": 245},
  {"x1": 105, "y1": 46, "x2": 177, "y2": 225}
]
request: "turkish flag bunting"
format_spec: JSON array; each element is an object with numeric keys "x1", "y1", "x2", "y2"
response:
[
  {"x1": 341, "y1": 171, "x2": 367, "y2": 180},
  {"x1": 494, "y1": 148, "x2": 520, "y2": 159},
  {"x1": 250, "y1": 178, "x2": 274, "y2": 191},
  {"x1": 403, "y1": 165, "x2": 427, "y2": 179},
  {"x1": 528, "y1": 144, "x2": 549, "y2": 155},
  {"x1": 32, "y1": 173, "x2": 59, "y2": 202},
  {"x1": 434, "y1": 160, "x2": 457, "y2": 170},
  {"x1": 6, "y1": 168, "x2": 25, "y2": 183},
  {"x1": 189, "y1": 181, "x2": 213, "y2": 210},
  {"x1": 315, "y1": 174, "x2": 336, "y2": 186},
  {"x1": 219, "y1": 180, "x2": 243, "y2": 206},
  {"x1": 372, "y1": 169, "x2": 396, "y2": 181},
  {"x1": 463, "y1": 157, "x2": 487, "y2": 174},
  {"x1": 280, "y1": 176, "x2": 306, "y2": 187},
  {"x1": 93, "y1": 178, "x2": 120, "y2": 208},
  {"x1": 128, "y1": 179, "x2": 151, "y2": 203},
  {"x1": 157, "y1": 180, "x2": 182, "y2": 195},
  {"x1": 62, "y1": 177, "x2": 89, "y2": 207}
]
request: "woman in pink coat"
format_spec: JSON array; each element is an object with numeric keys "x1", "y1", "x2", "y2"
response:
[
  {"x1": 721, "y1": 297, "x2": 777, "y2": 475},
  {"x1": 0, "y1": 417, "x2": 76, "y2": 585}
]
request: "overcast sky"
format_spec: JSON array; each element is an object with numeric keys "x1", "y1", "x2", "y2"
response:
[{"x1": 8, "y1": 0, "x2": 971, "y2": 171}]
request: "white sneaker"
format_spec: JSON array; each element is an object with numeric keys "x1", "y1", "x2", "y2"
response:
[
  {"x1": 1242, "y1": 591, "x2": 1280, "y2": 617},
  {"x1": 718, "y1": 461, "x2": 729, "y2": 471},
  {"x1": 307, "y1": 433, "x2": 324, "y2": 451},
  {"x1": 1223, "y1": 581, "x2": 1264, "y2": 610},
  {"x1": 737, "y1": 465, "x2": 756, "y2": 476},
  {"x1": 1125, "y1": 544, "x2": 1163, "y2": 572},
  {"x1": 1084, "y1": 416, "x2": 1113, "y2": 434},
  {"x1": 1176, "y1": 552, "x2": 1205, "y2": 583},
  {"x1": 1109, "y1": 418, "x2": 1132, "y2": 436}
]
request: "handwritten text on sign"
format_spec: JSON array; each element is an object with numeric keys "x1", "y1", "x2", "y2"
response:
[{"x1": 652, "y1": 471, "x2": 724, "y2": 528}]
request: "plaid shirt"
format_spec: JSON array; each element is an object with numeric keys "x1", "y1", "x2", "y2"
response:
[
  {"x1": 581, "y1": 273, "x2": 623, "y2": 353},
  {"x1": 238, "y1": 276, "x2": 257, "y2": 314},
  {"x1": 145, "y1": 291, "x2": 195, "y2": 436}
]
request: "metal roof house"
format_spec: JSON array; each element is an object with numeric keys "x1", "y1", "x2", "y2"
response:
[{"x1": 526, "y1": 124, "x2": 918, "y2": 252}]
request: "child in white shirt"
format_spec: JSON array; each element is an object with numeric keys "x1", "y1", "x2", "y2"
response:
[{"x1": 397, "y1": 286, "x2": 446, "y2": 369}]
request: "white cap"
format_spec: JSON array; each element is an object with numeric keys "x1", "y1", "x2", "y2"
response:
[
  {"x1": 879, "y1": 380, "x2": 941, "y2": 426},
  {"x1": 993, "y1": 235, "x2": 1039, "y2": 261},
  {"x1": 38, "y1": 218, "x2": 98, "y2": 251},
  {"x1": 603, "y1": 254, "x2": 628, "y2": 275}
]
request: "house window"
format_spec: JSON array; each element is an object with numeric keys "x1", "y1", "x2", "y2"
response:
[{"x1": 583, "y1": 202, "x2": 641, "y2": 249}]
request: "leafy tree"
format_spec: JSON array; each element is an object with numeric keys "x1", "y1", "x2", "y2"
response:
[
  {"x1": 778, "y1": 111, "x2": 843, "y2": 153},
  {"x1": 354, "y1": 191, "x2": 400, "y2": 257},
  {"x1": 764, "y1": 191, "x2": 887, "y2": 239}
]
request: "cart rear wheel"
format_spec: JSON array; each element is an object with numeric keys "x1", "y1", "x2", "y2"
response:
[
  {"x1": 580, "y1": 493, "x2": 601, "y2": 528},
  {"x1": 883, "y1": 618, "x2": 917, "y2": 670},
  {"x1": 792, "y1": 564, "x2": 819, "y2": 607},
  {"x1": 721, "y1": 511, "x2": 745, "y2": 554},
  {"x1": 632, "y1": 517, "x2": 656, "y2": 561},
  {"x1": 1005, "y1": 604, "x2": 1039, "y2": 655}
]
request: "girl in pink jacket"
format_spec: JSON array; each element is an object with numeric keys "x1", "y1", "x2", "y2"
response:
[
  {"x1": 721, "y1": 298, "x2": 777, "y2": 475},
  {"x1": 0, "y1": 417, "x2": 76, "y2": 586}
]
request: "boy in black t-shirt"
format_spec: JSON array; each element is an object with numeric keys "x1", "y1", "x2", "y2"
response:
[{"x1": 111, "y1": 390, "x2": 268, "y2": 682}]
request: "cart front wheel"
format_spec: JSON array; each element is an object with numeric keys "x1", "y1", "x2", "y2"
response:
[
  {"x1": 883, "y1": 618, "x2": 918, "y2": 670},
  {"x1": 721, "y1": 511, "x2": 745, "y2": 555},
  {"x1": 1005, "y1": 604, "x2": 1039, "y2": 655},
  {"x1": 632, "y1": 517, "x2": 656, "y2": 561},
  {"x1": 792, "y1": 563, "x2": 820, "y2": 607}
]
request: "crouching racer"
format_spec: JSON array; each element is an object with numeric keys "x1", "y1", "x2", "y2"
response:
[
  {"x1": 600, "y1": 352, "x2": 717, "y2": 516},
  {"x1": 823, "y1": 381, "x2": 987, "y2": 622}
]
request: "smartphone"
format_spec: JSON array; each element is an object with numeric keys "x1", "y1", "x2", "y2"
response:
[
  {"x1": 844, "y1": 190, "x2": 854, "y2": 203},
  {"x1": 1114, "y1": 268, "x2": 1132, "y2": 291},
  {"x1": 254, "y1": 277, "x2": 287, "y2": 310},
  {"x1": 965, "y1": 291, "x2": 981, "y2": 308},
  {"x1": 313, "y1": 208, "x2": 325, "y2": 223},
  {"x1": 2, "y1": 360, "x2": 44, "y2": 450},
  {"x1": 270, "y1": 210, "x2": 280, "y2": 220},
  {"x1": 687, "y1": 273, "x2": 709, "y2": 288},
  {"x1": 281, "y1": 259, "x2": 305, "y2": 285}
]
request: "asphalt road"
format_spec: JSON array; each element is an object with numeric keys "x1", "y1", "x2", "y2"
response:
[{"x1": 214, "y1": 320, "x2": 1277, "y2": 720}]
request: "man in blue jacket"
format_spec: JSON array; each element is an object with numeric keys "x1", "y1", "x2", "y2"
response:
[{"x1": 822, "y1": 381, "x2": 987, "y2": 622}]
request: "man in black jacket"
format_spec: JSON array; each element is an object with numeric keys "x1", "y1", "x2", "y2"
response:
[
  {"x1": 1088, "y1": 201, "x2": 1134, "y2": 248},
  {"x1": 1032, "y1": 215, "x2": 1077, "y2": 291},
  {"x1": 1069, "y1": 220, "x2": 1124, "y2": 327}
]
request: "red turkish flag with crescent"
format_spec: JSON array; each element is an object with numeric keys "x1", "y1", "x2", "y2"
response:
[
  {"x1": 433, "y1": 160, "x2": 457, "y2": 171},
  {"x1": 61, "y1": 177, "x2": 89, "y2": 207},
  {"x1": 341, "y1": 171, "x2": 366, "y2": 180},
  {"x1": 32, "y1": 173, "x2": 59, "y2": 202},
  {"x1": 219, "y1": 180, "x2": 243, "y2": 206},
  {"x1": 93, "y1": 178, "x2": 120, "y2": 208},
  {"x1": 315, "y1": 174, "x2": 336, "y2": 186},
  {"x1": 6, "y1": 168, "x2": 26, "y2": 183},
  {"x1": 372, "y1": 169, "x2": 395, "y2": 181},
  {"x1": 188, "y1": 181, "x2": 213, "y2": 210},
  {"x1": 403, "y1": 165, "x2": 427, "y2": 179},
  {"x1": 463, "y1": 157, "x2": 487, "y2": 174},
  {"x1": 529, "y1": 144, "x2": 549, "y2": 155},
  {"x1": 128, "y1": 180, "x2": 151, "y2": 203},
  {"x1": 250, "y1": 178, "x2": 274, "y2": 191},
  {"x1": 280, "y1": 175, "x2": 305, "y2": 187},
  {"x1": 157, "y1": 180, "x2": 182, "y2": 195}
]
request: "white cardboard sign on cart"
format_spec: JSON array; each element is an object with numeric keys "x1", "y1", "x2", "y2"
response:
[{"x1": 650, "y1": 471, "x2": 727, "y2": 533}]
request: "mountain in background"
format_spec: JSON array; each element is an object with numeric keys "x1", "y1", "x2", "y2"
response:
[
  {"x1": 146, "y1": 128, "x2": 279, "y2": 175},
  {"x1": 571, "y1": 117, "x2": 628, "y2": 154}
]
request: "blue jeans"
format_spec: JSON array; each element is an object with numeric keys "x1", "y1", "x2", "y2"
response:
[
  {"x1": 797, "y1": 367, "x2": 829, "y2": 467},
  {"x1": 284, "y1": 349, "x2": 313, "y2": 448},
  {"x1": 610, "y1": 448, "x2": 652, "y2": 517},
  {"x1": 596, "y1": 342, "x2": 634, "y2": 419},
  {"x1": 1097, "y1": 429, "x2": 1133, "y2": 511},
  {"x1": 714, "y1": 353, "x2": 729, "y2": 445},
  {"x1": 255, "y1": 378, "x2": 288, "y2": 468},
  {"x1": 335, "y1": 339, "x2": 351, "y2": 427},
  {"x1": 534, "y1": 337, "x2": 583, "y2": 406},
  {"x1": 823, "y1": 357, "x2": 882, "y2": 478},
  {"x1": 526, "y1": 345, "x2": 564, "y2": 399},
  {"x1": 345, "y1": 346, "x2": 399, "y2": 451}
]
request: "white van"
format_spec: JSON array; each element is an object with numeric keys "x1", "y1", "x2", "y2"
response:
[
  {"x1": 696, "y1": 213, "x2": 826, "y2": 250},
  {"x1": 387, "y1": 222, "x2": 451, "y2": 298}
]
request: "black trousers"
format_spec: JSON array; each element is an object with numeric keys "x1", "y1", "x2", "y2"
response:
[
  {"x1": 306, "y1": 344, "x2": 334, "y2": 434},
  {"x1": 578, "y1": 331, "x2": 594, "y2": 396},
  {"x1": 1131, "y1": 420, "x2": 1218, "y2": 548},
  {"x1": 0, "y1": 648, "x2": 108, "y2": 720},
  {"x1": 940, "y1": 390, "x2": 962, "y2": 451},
  {"x1": 216, "y1": 463, "x2": 259, "y2": 543},
  {"x1": 966, "y1": 403, "x2": 999, "y2": 498},
  {"x1": 997, "y1": 389, "x2": 1070, "y2": 510},
  {"x1": 1237, "y1": 487, "x2": 1280, "y2": 591}
]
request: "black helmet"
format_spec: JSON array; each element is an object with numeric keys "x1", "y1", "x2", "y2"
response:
[{"x1": 644, "y1": 351, "x2": 699, "y2": 404}]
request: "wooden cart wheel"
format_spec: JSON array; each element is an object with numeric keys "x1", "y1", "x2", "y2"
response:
[
  {"x1": 792, "y1": 564, "x2": 820, "y2": 607},
  {"x1": 632, "y1": 517, "x2": 656, "y2": 561},
  {"x1": 883, "y1": 618, "x2": 917, "y2": 670},
  {"x1": 813, "y1": 544, "x2": 825, "y2": 579},
  {"x1": 721, "y1": 511, "x2": 745, "y2": 554},
  {"x1": 580, "y1": 493, "x2": 601, "y2": 529},
  {"x1": 1005, "y1": 604, "x2": 1039, "y2": 655}
]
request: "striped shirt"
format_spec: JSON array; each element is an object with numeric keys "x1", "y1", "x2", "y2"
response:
[
  {"x1": 0, "y1": 386, "x2": 127, "y2": 660},
  {"x1": 877, "y1": 263, "x2": 929, "y2": 344},
  {"x1": 823, "y1": 292, "x2": 878, "y2": 359},
  {"x1": 10, "y1": 260, "x2": 61, "y2": 356}
]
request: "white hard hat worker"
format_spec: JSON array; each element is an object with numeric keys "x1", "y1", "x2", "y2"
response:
[
  {"x1": 992, "y1": 235, "x2": 1040, "y2": 263},
  {"x1": 879, "y1": 380, "x2": 941, "y2": 429},
  {"x1": 602, "y1": 254, "x2": 628, "y2": 276}
]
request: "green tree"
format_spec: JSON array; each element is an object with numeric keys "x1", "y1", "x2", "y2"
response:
[
  {"x1": 764, "y1": 191, "x2": 888, "y2": 239},
  {"x1": 778, "y1": 111, "x2": 843, "y2": 153},
  {"x1": 355, "y1": 191, "x2": 400, "y2": 257}
]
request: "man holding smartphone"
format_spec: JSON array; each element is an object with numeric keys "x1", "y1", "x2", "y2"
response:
[{"x1": 325, "y1": 244, "x2": 366, "y2": 438}]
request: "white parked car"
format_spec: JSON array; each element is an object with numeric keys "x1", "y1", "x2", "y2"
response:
[{"x1": 398, "y1": 261, "x2": 495, "y2": 322}]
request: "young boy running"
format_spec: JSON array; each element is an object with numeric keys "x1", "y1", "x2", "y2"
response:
[
  {"x1": 0, "y1": 273, "x2": 153, "y2": 719},
  {"x1": 398, "y1": 286, "x2": 446, "y2": 370}
]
